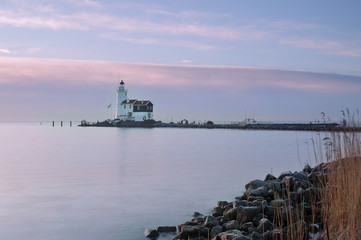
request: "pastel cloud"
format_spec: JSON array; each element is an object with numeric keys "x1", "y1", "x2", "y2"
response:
[
  {"x1": 1, "y1": 57, "x2": 360, "y2": 94},
  {"x1": 1, "y1": 2, "x2": 359, "y2": 56},
  {"x1": 0, "y1": 48, "x2": 11, "y2": 54}
]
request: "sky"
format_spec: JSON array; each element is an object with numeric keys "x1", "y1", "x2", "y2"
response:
[{"x1": 1, "y1": 0, "x2": 361, "y2": 122}]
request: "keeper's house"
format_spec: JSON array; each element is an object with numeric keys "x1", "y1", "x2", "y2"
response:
[{"x1": 114, "y1": 80, "x2": 154, "y2": 121}]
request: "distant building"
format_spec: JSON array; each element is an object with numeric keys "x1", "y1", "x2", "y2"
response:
[{"x1": 114, "y1": 80, "x2": 153, "y2": 121}]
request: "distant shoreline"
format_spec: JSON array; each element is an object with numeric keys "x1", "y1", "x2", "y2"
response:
[{"x1": 78, "y1": 120, "x2": 357, "y2": 132}]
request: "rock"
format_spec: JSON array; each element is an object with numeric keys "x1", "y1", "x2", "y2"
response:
[
  {"x1": 248, "y1": 186, "x2": 268, "y2": 197},
  {"x1": 252, "y1": 213, "x2": 265, "y2": 226},
  {"x1": 232, "y1": 236, "x2": 253, "y2": 240},
  {"x1": 224, "y1": 207, "x2": 238, "y2": 220},
  {"x1": 262, "y1": 229, "x2": 282, "y2": 240},
  {"x1": 303, "y1": 164, "x2": 312, "y2": 173},
  {"x1": 266, "y1": 181, "x2": 282, "y2": 193},
  {"x1": 293, "y1": 180, "x2": 309, "y2": 191},
  {"x1": 247, "y1": 226, "x2": 257, "y2": 234},
  {"x1": 210, "y1": 225, "x2": 224, "y2": 238},
  {"x1": 245, "y1": 180, "x2": 267, "y2": 191},
  {"x1": 217, "y1": 216, "x2": 228, "y2": 225},
  {"x1": 156, "y1": 226, "x2": 177, "y2": 232},
  {"x1": 236, "y1": 206, "x2": 262, "y2": 224},
  {"x1": 213, "y1": 230, "x2": 250, "y2": 240},
  {"x1": 247, "y1": 196, "x2": 264, "y2": 203},
  {"x1": 264, "y1": 206, "x2": 275, "y2": 222},
  {"x1": 193, "y1": 212, "x2": 203, "y2": 217},
  {"x1": 145, "y1": 229, "x2": 159, "y2": 239},
  {"x1": 278, "y1": 171, "x2": 292, "y2": 180},
  {"x1": 251, "y1": 231, "x2": 262, "y2": 240},
  {"x1": 223, "y1": 220, "x2": 240, "y2": 230},
  {"x1": 181, "y1": 225, "x2": 210, "y2": 236},
  {"x1": 240, "y1": 222, "x2": 253, "y2": 231},
  {"x1": 293, "y1": 171, "x2": 308, "y2": 182},
  {"x1": 218, "y1": 201, "x2": 229, "y2": 209},
  {"x1": 233, "y1": 200, "x2": 248, "y2": 208},
  {"x1": 264, "y1": 173, "x2": 276, "y2": 181},
  {"x1": 191, "y1": 217, "x2": 204, "y2": 225},
  {"x1": 204, "y1": 215, "x2": 219, "y2": 228},
  {"x1": 212, "y1": 206, "x2": 224, "y2": 217},
  {"x1": 283, "y1": 176, "x2": 295, "y2": 190},
  {"x1": 257, "y1": 218, "x2": 273, "y2": 233}
]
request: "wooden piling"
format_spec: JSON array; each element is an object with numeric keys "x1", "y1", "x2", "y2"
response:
[
  {"x1": 70, "y1": 121, "x2": 72, "y2": 127},
  {"x1": 52, "y1": 121, "x2": 55, "y2": 127},
  {"x1": 61, "y1": 121, "x2": 63, "y2": 127}
]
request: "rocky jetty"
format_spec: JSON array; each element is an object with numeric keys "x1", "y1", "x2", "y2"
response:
[{"x1": 146, "y1": 163, "x2": 328, "y2": 240}]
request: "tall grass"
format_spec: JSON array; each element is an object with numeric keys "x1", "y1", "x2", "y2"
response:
[
  {"x1": 320, "y1": 117, "x2": 361, "y2": 240},
  {"x1": 273, "y1": 112, "x2": 361, "y2": 240}
]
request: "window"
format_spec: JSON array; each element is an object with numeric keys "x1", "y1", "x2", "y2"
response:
[
  {"x1": 129, "y1": 105, "x2": 131, "y2": 109},
  {"x1": 124, "y1": 105, "x2": 126, "y2": 109}
]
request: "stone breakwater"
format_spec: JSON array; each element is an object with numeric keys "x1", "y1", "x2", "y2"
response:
[{"x1": 146, "y1": 163, "x2": 328, "y2": 240}]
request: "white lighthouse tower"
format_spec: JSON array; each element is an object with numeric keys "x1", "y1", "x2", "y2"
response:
[{"x1": 115, "y1": 80, "x2": 127, "y2": 119}]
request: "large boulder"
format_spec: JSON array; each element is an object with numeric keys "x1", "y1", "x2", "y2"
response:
[
  {"x1": 240, "y1": 222, "x2": 253, "y2": 231},
  {"x1": 252, "y1": 213, "x2": 265, "y2": 226},
  {"x1": 156, "y1": 226, "x2": 177, "y2": 232},
  {"x1": 293, "y1": 171, "x2": 308, "y2": 182},
  {"x1": 283, "y1": 176, "x2": 295, "y2": 190},
  {"x1": 212, "y1": 206, "x2": 224, "y2": 217},
  {"x1": 266, "y1": 181, "x2": 282, "y2": 193},
  {"x1": 257, "y1": 218, "x2": 273, "y2": 233},
  {"x1": 224, "y1": 207, "x2": 238, "y2": 220},
  {"x1": 248, "y1": 186, "x2": 268, "y2": 197},
  {"x1": 223, "y1": 220, "x2": 240, "y2": 230},
  {"x1": 251, "y1": 231, "x2": 262, "y2": 240},
  {"x1": 210, "y1": 225, "x2": 223, "y2": 238},
  {"x1": 264, "y1": 173, "x2": 276, "y2": 181},
  {"x1": 213, "y1": 230, "x2": 251, "y2": 240},
  {"x1": 204, "y1": 215, "x2": 219, "y2": 228},
  {"x1": 218, "y1": 201, "x2": 229, "y2": 209},
  {"x1": 236, "y1": 206, "x2": 262, "y2": 224},
  {"x1": 278, "y1": 171, "x2": 292, "y2": 180},
  {"x1": 245, "y1": 179, "x2": 267, "y2": 191},
  {"x1": 145, "y1": 229, "x2": 159, "y2": 239},
  {"x1": 181, "y1": 225, "x2": 210, "y2": 237},
  {"x1": 233, "y1": 200, "x2": 248, "y2": 208}
]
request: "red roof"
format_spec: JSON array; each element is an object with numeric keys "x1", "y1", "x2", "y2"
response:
[
  {"x1": 121, "y1": 99, "x2": 151, "y2": 105},
  {"x1": 134, "y1": 100, "x2": 150, "y2": 105},
  {"x1": 121, "y1": 99, "x2": 137, "y2": 104}
]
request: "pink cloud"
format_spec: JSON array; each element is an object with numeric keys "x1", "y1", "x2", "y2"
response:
[{"x1": 1, "y1": 57, "x2": 361, "y2": 94}]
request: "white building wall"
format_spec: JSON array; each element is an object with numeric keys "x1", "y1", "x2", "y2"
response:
[
  {"x1": 132, "y1": 112, "x2": 153, "y2": 121},
  {"x1": 115, "y1": 84, "x2": 128, "y2": 119}
]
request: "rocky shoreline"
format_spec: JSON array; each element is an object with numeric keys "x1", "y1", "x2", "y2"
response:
[
  {"x1": 80, "y1": 120, "x2": 344, "y2": 132},
  {"x1": 146, "y1": 163, "x2": 328, "y2": 240}
]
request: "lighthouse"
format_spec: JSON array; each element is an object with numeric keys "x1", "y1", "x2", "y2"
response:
[
  {"x1": 115, "y1": 80, "x2": 128, "y2": 119},
  {"x1": 114, "y1": 80, "x2": 154, "y2": 121}
]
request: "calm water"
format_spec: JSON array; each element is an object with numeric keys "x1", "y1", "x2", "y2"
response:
[{"x1": 0, "y1": 123, "x2": 316, "y2": 240}]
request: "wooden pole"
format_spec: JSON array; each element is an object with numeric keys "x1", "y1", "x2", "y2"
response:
[
  {"x1": 70, "y1": 121, "x2": 72, "y2": 127},
  {"x1": 61, "y1": 121, "x2": 63, "y2": 127},
  {"x1": 52, "y1": 121, "x2": 55, "y2": 127}
]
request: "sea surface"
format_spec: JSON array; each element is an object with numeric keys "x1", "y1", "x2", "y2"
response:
[{"x1": 0, "y1": 122, "x2": 318, "y2": 240}]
